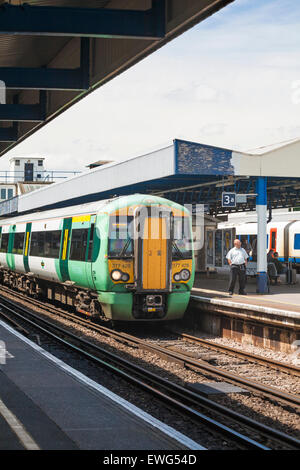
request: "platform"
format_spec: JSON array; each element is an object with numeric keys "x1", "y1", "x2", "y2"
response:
[
  {"x1": 193, "y1": 273, "x2": 300, "y2": 315},
  {"x1": 188, "y1": 274, "x2": 300, "y2": 352},
  {"x1": 0, "y1": 320, "x2": 203, "y2": 451}
]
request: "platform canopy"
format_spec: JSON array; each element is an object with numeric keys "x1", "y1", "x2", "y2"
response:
[
  {"x1": 2, "y1": 137, "x2": 300, "y2": 217},
  {"x1": 0, "y1": 0, "x2": 234, "y2": 157}
]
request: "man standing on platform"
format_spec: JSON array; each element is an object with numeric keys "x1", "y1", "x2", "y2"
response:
[{"x1": 226, "y1": 239, "x2": 249, "y2": 295}]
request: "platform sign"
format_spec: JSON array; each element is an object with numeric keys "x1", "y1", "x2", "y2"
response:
[{"x1": 222, "y1": 192, "x2": 236, "y2": 208}]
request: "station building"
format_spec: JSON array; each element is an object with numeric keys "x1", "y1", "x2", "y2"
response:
[
  {"x1": 0, "y1": 137, "x2": 299, "y2": 352},
  {"x1": 1, "y1": 137, "x2": 300, "y2": 287}
]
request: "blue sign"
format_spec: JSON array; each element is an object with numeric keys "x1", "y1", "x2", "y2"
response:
[{"x1": 222, "y1": 192, "x2": 236, "y2": 208}]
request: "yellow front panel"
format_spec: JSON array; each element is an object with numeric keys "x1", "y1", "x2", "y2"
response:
[{"x1": 142, "y1": 217, "x2": 167, "y2": 290}]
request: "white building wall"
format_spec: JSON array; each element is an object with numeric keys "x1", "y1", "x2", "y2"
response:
[{"x1": 9, "y1": 157, "x2": 45, "y2": 183}]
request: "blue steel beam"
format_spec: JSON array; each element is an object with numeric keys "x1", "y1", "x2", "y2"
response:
[
  {"x1": 0, "y1": 104, "x2": 45, "y2": 122},
  {"x1": 0, "y1": 67, "x2": 85, "y2": 91},
  {"x1": 0, "y1": 124, "x2": 17, "y2": 142},
  {"x1": 0, "y1": 38, "x2": 90, "y2": 91},
  {"x1": 0, "y1": 2, "x2": 166, "y2": 39}
]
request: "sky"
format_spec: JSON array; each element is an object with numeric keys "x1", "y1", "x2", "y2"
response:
[{"x1": 1, "y1": 0, "x2": 300, "y2": 172}]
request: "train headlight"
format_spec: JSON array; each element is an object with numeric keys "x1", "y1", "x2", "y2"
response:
[
  {"x1": 173, "y1": 269, "x2": 191, "y2": 282},
  {"x1": 146, "y1": 295, "x2": 155, "y2": 305},
  {"x1": 111, "y1": 269, "x2": 122, "y2": 281},
  {"x1": 181, "y1": 269, "x2": 190, "y2": 281},
  {"x1": 121, "y1": 272, "x2": 130, "y2": 282}
]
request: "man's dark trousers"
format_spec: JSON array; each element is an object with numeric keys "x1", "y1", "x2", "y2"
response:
[{"x1": 229, "y1": 264, "x2": 246, "y2": 293}]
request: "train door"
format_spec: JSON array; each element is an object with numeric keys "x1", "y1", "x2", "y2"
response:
[
  {"x1": 206, "y1": 229, "x2": 215, "y2": 268},
  {"x1": 59, "y1": 217, "x2": 72, "y2": 282},
  {"x1": 86, "y1": 215, "x2": 97, "y2": 290},
  {"x1": 135, "y1": 207, "x2": 172, "y2": 291},
  {"x1": 223, "y1": 230, "x2": 232, "y2": 265}
]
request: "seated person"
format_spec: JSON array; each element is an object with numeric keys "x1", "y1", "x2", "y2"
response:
[
  {"x1": 273, "y1": 252, "x2": 287, "y2": 274},
  {"x1": 267, "y1": 249, "x2": 275, "y2": 263}
]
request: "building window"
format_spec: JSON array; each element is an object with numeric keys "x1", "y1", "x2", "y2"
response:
[
  {"x1": 7, "y1": 189, "x2": 13, "y2": 199},
  {"x1": 1, "y1": 188, "x2": 6, "y2": 199},
  {"x1": 15, "y1": 160, "x2": 20, "y2": 166},
  {"x1": 38, "y1": 160, "x2": 43, "y2": 166}
]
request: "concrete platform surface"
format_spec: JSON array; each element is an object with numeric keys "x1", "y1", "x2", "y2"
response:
[
  {"x1": 0, "y1": 320, "x2": 203, "y2": 451},
  {"x1": 193, "y1": 274, "x2": 300, "y2": 318}
]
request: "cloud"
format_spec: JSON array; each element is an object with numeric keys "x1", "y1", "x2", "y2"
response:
[{"x1": 0, "y1": 0, "x2": 299, "y2": 173}]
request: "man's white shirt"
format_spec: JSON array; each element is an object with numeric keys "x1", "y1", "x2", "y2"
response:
[{"x1": 226, "y1": 247, "x2": 248, "y2": 265}]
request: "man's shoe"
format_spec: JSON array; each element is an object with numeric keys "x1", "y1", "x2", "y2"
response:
[
  {"x1": 239, "y1": 291, "x2": 247, "y2": 295},
  {"x1": 228, "y1": 291, "x2": 233, "y2": 296}
]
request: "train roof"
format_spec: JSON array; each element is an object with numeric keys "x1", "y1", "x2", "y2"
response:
[
  {"x1": 0, "y1": 193, "x2": 188, "y2": 226},
  {"x1": 0, "y1": 199, "x2": 109, "y2": 226}
]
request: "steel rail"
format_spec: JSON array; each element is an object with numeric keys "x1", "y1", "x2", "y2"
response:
[
  {"x1": 0, "y1": 286, "x2": 299, "y2": 408},
  {"x1": 169, "y1": 330, "x2": 300, "y2": 377},
  {"x1": 0, "y1": 297, "x2": 300, "y2": 449}
]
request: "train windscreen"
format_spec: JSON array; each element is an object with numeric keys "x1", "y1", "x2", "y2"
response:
[
  {"x1": 172, "y1": 216, "x2": 192, "y2": 260},
  {"x1": 108, "y1": 216, "x2": 134, "y2": 258}
]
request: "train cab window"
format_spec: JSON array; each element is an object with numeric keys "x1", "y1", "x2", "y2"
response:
[
  {"x1": 172, "y1": 216, "x2": 192, "y2": 260},
  {"x1": 30, "y1": 231, "x2": 61, "y2": 258},
  {"x1": 13, "y1": 232, "x2": 25, "y2": 255},
  {"x1": 108, "y1": 216, "x2": 134, "y2": 258},
  {"x1": 0, "y1": 233, "x2": 9, "y2": 253},
  {"x1": 69, "y1": 228, "x2": 88, "y2": 261}
]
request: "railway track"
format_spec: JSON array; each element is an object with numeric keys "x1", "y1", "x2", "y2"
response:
[
  {"x1": 0, "y1": 291, "x2": 299, "y2": 449},
  {"x1": 0, "y1": 286, "x2": 298, "y2": 409},
  {"x1": 168, "y1": 330, "x2": 300, "y2": 377}
]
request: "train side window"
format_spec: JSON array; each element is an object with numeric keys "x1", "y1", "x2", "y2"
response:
[
  {"x1": 294, "y1": 234, "x2": 300, "y2": 250},
  {"x1": 12, "y1": 232, "x2": 25, "y2": 255},
  {"x1": 30, "y1": 232, "x2": 44, "y2": 257},
  {"x1": 30, "y1": 231, "x2": 62, "y2": 258},
  {"x1": 0, "y1": 233, "x2": 9, "y2": 253},
  {"x1": 69, "y1": 228, "x2": 88, "y2": 261},
  {"x1": 45, "y1": 231, "x2": 61, "y2": 258}
]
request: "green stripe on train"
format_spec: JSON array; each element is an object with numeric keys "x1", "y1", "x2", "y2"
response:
[
  {"x1": 58, "y1": 217, "x2": 72, "y2": 282},
  {"x1": 6, "y1": 225, "x2": 15, "y2": 270}
]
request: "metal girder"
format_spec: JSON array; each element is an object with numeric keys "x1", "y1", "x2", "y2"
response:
[
  {"x1": 0, "y1": 104, "x2": 44, "y2": 122},
  {"x1": 0, "y1": 38, "x2": 90, "y2": 91},
  {"x1": 0, "y1": 67, "x2": 85, "y2": 91},
  {"x1": 0, "y1": 123, "x2": 17, "y2": 142},
  {"x1": 0, "y1": 1, "x2": 166, "y2": 39}
]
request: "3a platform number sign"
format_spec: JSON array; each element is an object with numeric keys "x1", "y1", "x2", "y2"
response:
[{"x1": 222, "y1": 192, "x2": 236, "y2": 208}]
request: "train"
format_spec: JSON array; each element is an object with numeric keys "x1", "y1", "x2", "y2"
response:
[
  {"x1": 235, "y1": 220, "x2": 300, "y2": 268},
  {"x1": 0, "y1": 194, "x2": 195, "y2": 322}
]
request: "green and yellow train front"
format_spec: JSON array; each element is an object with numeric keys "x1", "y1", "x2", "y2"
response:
[{"x1": 94, "y1": 198, "x2": 194, "y2": 321}]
